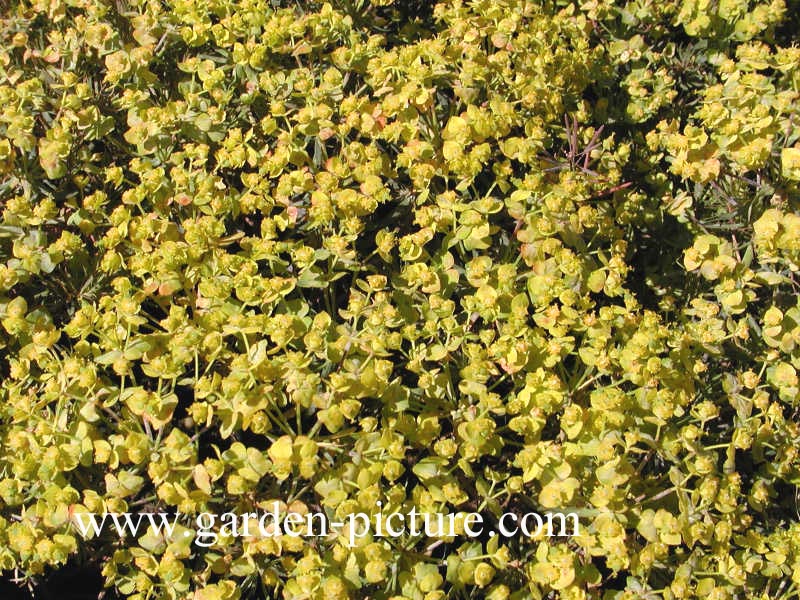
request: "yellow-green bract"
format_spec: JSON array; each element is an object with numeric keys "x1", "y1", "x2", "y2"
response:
[{"x1": 0, "y1": 0, "x2": 799, "y2": 599}]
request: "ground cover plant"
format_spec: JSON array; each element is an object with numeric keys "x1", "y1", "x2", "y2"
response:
[{"x1": 1, "y1": 0, "x2": 799, "y2": 598}]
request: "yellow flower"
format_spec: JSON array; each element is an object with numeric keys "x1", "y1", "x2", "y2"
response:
[{"x1": 781, "y1": 147, "x2": 800, "y2": 181}]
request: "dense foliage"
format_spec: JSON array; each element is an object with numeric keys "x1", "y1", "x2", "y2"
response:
[{"x1": 1, "y1": 0, "x2": 799, "y2": 598}]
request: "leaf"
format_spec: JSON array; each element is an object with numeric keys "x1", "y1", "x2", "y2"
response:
[
  {"x1": 193, "y1": 464, "x2": 212, "y2": 494},
  {"x1": 412, "y1": 457, "x2": 447, "y2": 481}
]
